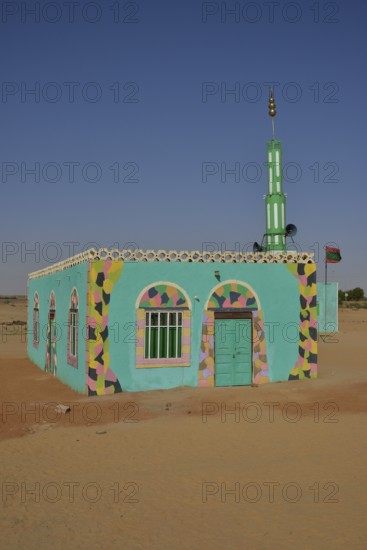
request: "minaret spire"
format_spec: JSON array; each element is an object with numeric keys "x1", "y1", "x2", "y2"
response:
[{"x1": 264, "y1": 89, "x2": 287, "y2": 252}]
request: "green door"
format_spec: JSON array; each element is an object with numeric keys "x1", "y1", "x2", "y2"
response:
[{"x1": 215, "y1": 318, "x2": 252, "y2": 386}]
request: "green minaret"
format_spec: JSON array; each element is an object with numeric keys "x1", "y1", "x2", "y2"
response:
[{"x1": 264, "y1": 92, "x2": 286, "y2": 252}]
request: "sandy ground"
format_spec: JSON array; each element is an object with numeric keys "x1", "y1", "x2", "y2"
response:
[{"x1": 0, "y1": 299, "x2": 367, "y2": 549}]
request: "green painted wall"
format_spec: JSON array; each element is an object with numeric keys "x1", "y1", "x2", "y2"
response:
[
  {"x1": 317, "y1": 282, "x2": 338, "y2": 333},
  {"x1": 27, "y1": 263, "x2": 88, "y2": 394},
  {"x1": 108, "y1": 262, "x2": 301, "y2": 392}
]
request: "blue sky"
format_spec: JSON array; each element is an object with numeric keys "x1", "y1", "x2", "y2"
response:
[{"x1": 0, "y1": 0, "x2": 365, "y2": 294}]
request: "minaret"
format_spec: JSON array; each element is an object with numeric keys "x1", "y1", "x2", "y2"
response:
[{"x1": 264, "y1": 91, "x2": 287, "y2": 252}]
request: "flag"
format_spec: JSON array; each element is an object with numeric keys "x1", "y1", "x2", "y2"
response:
[{"x1": 325, "y1": 246, "x2": 341, "y2": 263}]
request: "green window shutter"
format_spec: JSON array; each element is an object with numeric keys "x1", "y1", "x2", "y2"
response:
[
  {"x1": 160, "y1": 326, "x2": 168, "y2": 358},
  {"x1": 169, "y1": 326, "x2": 176, "y2": 358},
  {"x1": 150, "y1": 327, "x2": 158, "y2": 358},
  {"x1": 177, "y1": 326, "x2": 182, "y2": 357}
]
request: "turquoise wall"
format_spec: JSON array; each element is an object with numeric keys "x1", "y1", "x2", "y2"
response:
[
  {"x1": 108, "y1": 262, "x2": 300, "y2": 392},
  {"x1": 317, "y1": 282, "x2": 338, "y2": 333},
  {"x1": 27, "y1": 261, "x2": 304, "y2": 394},
  {"x1": 27, "y1": 263, "x2": 88, "y2": 394}
]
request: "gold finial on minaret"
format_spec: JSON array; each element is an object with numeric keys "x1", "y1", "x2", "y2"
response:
[
  {"x1": 268, "y1": 88, "x2": 276, "y2": 139},
  {"x1": 268, "y1": 90, "x2": 276, "y2": 117}
]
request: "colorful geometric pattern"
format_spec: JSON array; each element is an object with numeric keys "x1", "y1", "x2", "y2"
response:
[
  {"x1": 87, "y1": 260, "x2": 124, "y2": 395},
  {"x1": 33, "y1": 292, "x2": 39, "y2": 348},
  {"x1": 199, "y1": 282, "x2": 269, "y2": 387},
  {"x1": 207, "y1": 282, "x2": 258, "y2": 309},
  {"x1": 45, "y1": 291, "x2": 57, "y2": 376},
  {"x1": 286, "y1": 264, "x2": 317, "y2": 379},
  {"x1": 67, "y1": 288, "x2": 79, "y2": 368},
  {"x1": 139, "y1": 284, "x2": 189, "y2": 308}
]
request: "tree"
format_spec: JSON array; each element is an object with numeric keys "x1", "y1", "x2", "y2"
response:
[
  {"x1": 343, "y1": 287, "x2": 365, "y2": 301},
  {"x1": 349, "y1": 287, "x2": 364, "y2": 301}
]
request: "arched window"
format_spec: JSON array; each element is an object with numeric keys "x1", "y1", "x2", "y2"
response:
[
  {"x1": 136, "y1": 282, "x2": 191, "y2": 368},
  {"x1": 33, "y1": 293, "x2": 39, "y2": 348},
  {"x1": 49, "y1": 291, "x2": 56, "y2": 310},
  {"x1": 67, "y1": 288, "x2": 79, "y2": 367},
  {"x1": 45, "y1": 291, "x2": 57, "y2": 375}
]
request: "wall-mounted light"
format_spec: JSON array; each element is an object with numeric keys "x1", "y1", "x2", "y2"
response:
[
  {"x1": 214, "y1": 270, "x2": 220, "y2": 280},
  {"x1": 194, "y1": 295, "x2": 200, "y2": 302}
]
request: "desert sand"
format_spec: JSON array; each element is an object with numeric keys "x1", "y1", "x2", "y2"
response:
[{"x1": 0, "y1": 298, "x2": 367, "y2": 549}]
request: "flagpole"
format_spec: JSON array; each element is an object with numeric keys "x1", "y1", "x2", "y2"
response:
[
  {"x1": 325, "y1": 253, "x2": 328, "y2": 284},
  {"x1": 324, "y1": 250, "x2": 328, "y2": 332}
]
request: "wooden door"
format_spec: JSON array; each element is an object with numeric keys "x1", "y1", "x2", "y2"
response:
[{"x1": 215, "y1": 317, "x2": 252, "y2": 386}]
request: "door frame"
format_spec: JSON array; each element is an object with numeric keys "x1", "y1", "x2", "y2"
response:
[
  {"x1": 215, "y1": 311, "x2": 253, "y2": 320},
  {"x1": 214, "y1": 310, "x2": 253, "y2": 386}
]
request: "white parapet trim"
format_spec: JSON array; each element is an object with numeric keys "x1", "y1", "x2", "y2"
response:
[{"x1": 28, "y1": 248, "x2": 315, "y2": 280}]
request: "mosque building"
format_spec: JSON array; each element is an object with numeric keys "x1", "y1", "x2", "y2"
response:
[{"x1": 27, "y1": 94, "x2": 317, "y2": 395}]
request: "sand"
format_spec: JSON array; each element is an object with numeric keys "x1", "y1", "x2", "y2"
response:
[{"x1": 0, "y1": 299, "x2": 367, "y2": 549}]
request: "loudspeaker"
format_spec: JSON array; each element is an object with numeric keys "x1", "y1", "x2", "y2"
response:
[
  {"x1": 286, "y1": 224, "x2": 297, "y2": 237},
  {"x1": 253, "y1": 242, "x2": 264, "y2": 253}
]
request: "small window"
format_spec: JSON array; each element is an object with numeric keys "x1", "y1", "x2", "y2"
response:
[
  {"x1": 33, "y1": 309, "x2": 39, "y2": 343},
  {"x1": 33, "y1": 293, "x2": 39, "y2": 348},
  {"x1": 144, "y1": 310, "x2": 183, "y2": 359},
  {"x1": 67, "y1": 289, "x2": 78, "y2": 367},
  {"x1": 69, "y1": 310, "x2": 78, "y2": 357}
]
